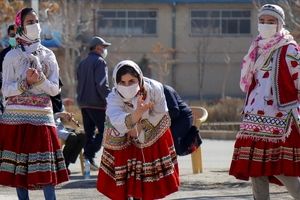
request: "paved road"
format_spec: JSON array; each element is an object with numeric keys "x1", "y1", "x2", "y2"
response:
[{"x1": 0, "y1": 139, "x2": 293, "y2": 199}]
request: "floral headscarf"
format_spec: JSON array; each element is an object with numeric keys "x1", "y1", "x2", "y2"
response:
[{"x1": 14, "y1": 8, "x2": 40, "y2": 45}]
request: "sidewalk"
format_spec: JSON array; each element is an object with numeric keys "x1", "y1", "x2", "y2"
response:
[{"x1": 0, "y1": 139, "x2": 293, "y2": 199}]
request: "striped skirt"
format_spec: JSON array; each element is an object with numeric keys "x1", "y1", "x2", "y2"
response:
[
  {"x1": 0, "y1": 123, "x2": 69, "y2": 189},
  {"x1": 229, "y1": 123, "x2": 300, "y2": 185},
  {"x1": 97, "y1": 129, "x2": 180, "y2": 200}
]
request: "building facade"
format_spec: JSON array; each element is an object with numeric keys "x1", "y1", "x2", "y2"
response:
[{"x1": 95, "y1": 0, "x2": 259, "y2": 99}]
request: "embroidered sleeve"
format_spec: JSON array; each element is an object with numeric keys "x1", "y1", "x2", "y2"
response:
[
  {"x1": 32, "y1": 72, "x2": 46, "y2": 87},
  {"x1": 286, "y1": 45, "x2": 300, "y2": 93},
  {"x1": 125, "y1": 114, "x2": 137, "y2": 130},
  {"x1": 34, "y1": 50, "x2": 60, "y2": 96},
  {"x1": 18, "y1": 79, "x2": 31, "y2": 92}
]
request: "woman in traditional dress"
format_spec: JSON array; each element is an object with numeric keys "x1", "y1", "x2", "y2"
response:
[
  {"x1": 0, "y1": 8, "x2": 68, "y2": 200},
  {"x1": 229, "y1": 4, "x2": 300, "y2": 200},
  {"x1": 97, "y1": 60, "x2": 179, "y2": 200}
]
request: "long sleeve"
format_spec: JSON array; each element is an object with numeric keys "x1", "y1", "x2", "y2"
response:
[
  {"x1": 164, "y1": 86, "x2": 180, "y2": 120},
  {"x1": 94, "y1": 59, "x2": 110, "y2": 100},
  {"x1": 106, "y1": 90, "x2": 130, "y2": 135},
  {"x1": 2, "y1": 50, "x2": 25, "y2": 98},
  {"x1": 34, "y1": 50, "x2": 60, "y2": 96}
]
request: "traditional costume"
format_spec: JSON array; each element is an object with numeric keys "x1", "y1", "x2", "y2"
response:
[
  {"x1": 229, "y1": 4, "x2": 300, "y2": 187},
  {"x1": 97, "y1": 60, "x2": 179, "y2": 200},
  {"x1": 0, "y1": 9, "x2": 68, "y2": 189}
]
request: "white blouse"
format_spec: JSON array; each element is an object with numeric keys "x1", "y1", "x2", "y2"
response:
[
  {"x1": 106, "y1": 77, "x2": 168, "y2": 136},
  {"x1": 1, "y1": 43, "x2": 59, "y2": 126}
]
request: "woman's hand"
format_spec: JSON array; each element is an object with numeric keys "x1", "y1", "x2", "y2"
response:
[
  {"x1": 130, "y1": 95, "x2": 154, "y2": 124},
  {"x1": 26, "y1": 68, "x2": 40, "y2": 85},
  {"x1": 127, "y1": 123, "x2": 142, "y2": 138}
]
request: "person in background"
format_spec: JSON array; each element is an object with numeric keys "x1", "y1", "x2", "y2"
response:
[
  {"x1": 163, "y1": 84, "x2": 202, "y2": 156},
  {"x1": 97, "y1": 60, "x2": 179, "y2": 200},
  {"x1": 76, "y1": 36, "x2": 111, "y2": 170},
  {"x1": 0, "y1": 8, "x2": 68, "y2": 200},
  {"x1": 229, "y1": 4, "x2": 300, "y2": 200},
  {"x1": 0, "y1": 24, "x2": 16, "y2": 113}
]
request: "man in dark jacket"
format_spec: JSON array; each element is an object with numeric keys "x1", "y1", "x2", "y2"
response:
[
  {"x1": 76, "y1": 36, "x2": 111, "y2": 169},
  {"x1": 0, "y1": 24, "x2": 16, "y2": 113},
  {"x1": 163, "y1": 85, "x2": 202, "y2": 156}
]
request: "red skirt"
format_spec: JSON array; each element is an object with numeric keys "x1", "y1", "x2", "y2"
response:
[
  {"x1": 229, "y1": 124, "x2": 300, "y2": 185},
  {"x1": 97, "y1": 129, "x2": 180, "y2": 200},
  {"x1": 0, "y1": 124, "x2": 69, "y2": 189}
]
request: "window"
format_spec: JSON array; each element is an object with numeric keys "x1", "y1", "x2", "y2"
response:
[
  {"x1": 191, "y1": 10, "x2": 251, "y2": 36},
  {"x1": 98, "y1": 10, "x2": 157, "y2": 36}
]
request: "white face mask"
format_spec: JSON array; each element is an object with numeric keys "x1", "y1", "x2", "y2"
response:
[
  {"x1": 101, "y1": 48, "x2": 108, "y2": 59},
  {"x1": 258, "y1": 23, "x2": 277, "y2": 39},
  {"x1": 25, "y1": 23, "x2": 41, "y2": 40},
  {"x1": 117, "y1": 83, "x2": 140, "y2": 99}
]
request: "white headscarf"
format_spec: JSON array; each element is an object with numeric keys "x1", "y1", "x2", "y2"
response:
[{"x1": 112, "y1": 60, "x2": 144, "y2": 89}]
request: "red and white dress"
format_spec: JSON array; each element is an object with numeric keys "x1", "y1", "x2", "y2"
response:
[
  {"x1": 97, "y1": 76, "x2": 179, "y2": 200},
  {"x1": 0, "y1": 43, "x2": 69, "y2": 189},
  {"x1": 230, "y1": 44, "x2": 300, "y2": 184}
]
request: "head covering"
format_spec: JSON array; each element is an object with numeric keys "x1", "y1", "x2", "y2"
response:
[
  {"x1": 112, "y1": 60, "x2": 143, "y2": 88},
  {"x1": 258, "y1": 4, "x2": 285, "y2": 25},
  {"x1": 89, "y1": 36, "x2": 111, "y2": 48},
  {"x1": 15, "y1": 9, "x2": 22, "y2": 28},
  {"x1": 15, "y1": 8, "x2": 40, "y2": 45}
]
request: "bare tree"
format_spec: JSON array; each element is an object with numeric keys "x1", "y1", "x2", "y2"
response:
[
  {"x1": 0, "y1": 0, "x2": 24, "y2": 24},
  {"x1": 150, "y1": 42, "x2": 175, "y2": 83},
  {"x1": 40, "y1": 0, "x2": 98, "y2": 98},
  {"x1": 195, "y1": 38, "x2": 210, "y2": 100}
]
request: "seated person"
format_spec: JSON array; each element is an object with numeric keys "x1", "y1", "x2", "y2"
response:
[
  {"x1": 51, "y1": 92, "x2": 86, "y2": 174},
  {"x1": 163, "y1": 84, "x2": 202, "y2": 156}
]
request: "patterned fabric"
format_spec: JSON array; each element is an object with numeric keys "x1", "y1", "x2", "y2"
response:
[
  {"x1": 237, "y1": 44, "x2": 300, "y2": 143},
  {"x1": 240, "y1": 29, "x2": 296, "y2": 92},
  {"x1": 230, "y1": 43, "x2": 300, "y2": 185},
  {"x1": 100, "y1": 145, "x2": 177, "y2": 186},
  {"x1": 0, "y1": 150, "x2": 65, "y2": 175},
  {"x1": 230, "y1": 124, "x2": 300, "y2": 184},
  {"x1": 1, "y1": 93, "x2": 54, "y2": 126},
  {"x1": 6, "y1": 93, "x2": 52, "y2": 107},
  {"x1": 239, "y1": 112, "x2": 293, "y2": 141},
  {"x1": 0, "y1": 124, "x2": 69, "y2": 189},
  {"x1": 97, "y1": 129, "x2": 179, "y2": 200},
  {"x1": 103, "y1": 114, "x2": 171, "y2": 150},
  {"x1": 18, "y1": 79, "x2": 31, "y2": 92}
]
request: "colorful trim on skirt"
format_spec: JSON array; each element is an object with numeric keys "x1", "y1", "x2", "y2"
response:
[
  {"x1": 229, "y1": 123, "x2": 300, "y2": 185},
  {"x1": 0, "y1": 124, "x2": 69, "y2": 189},
  {"x1": 97, "y1": 129, "x2": 179, "y2": 200}
]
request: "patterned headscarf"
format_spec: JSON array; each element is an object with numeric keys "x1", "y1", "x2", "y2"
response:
[{"x1": 14, "y1": 7, "x2": 40, "y2": 45}]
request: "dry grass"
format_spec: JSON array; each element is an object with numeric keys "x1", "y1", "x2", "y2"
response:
[{"x1": 190, "y1": 97, "x2": 244, "y2": 122}]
